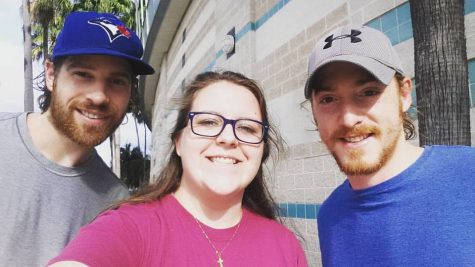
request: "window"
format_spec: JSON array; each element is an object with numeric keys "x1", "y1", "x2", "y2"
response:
[
  {"x1": 366, "y1": 2, "x2": 412, "y2": 45},
  {"x1": 368, "y1": 0, "x2": 474, "y2": 44},
  {"x1": 466, "y1": 0, "x2": 475, "y2": 14}
]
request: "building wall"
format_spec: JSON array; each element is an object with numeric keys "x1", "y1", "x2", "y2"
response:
[{"x1": 146, "y1": 1, "x2": 475, "y2": 266}]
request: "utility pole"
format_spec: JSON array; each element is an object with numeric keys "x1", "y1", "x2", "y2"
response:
[
  {"x1": 111, "y1": 129, "x2": 121, "y2": 177},
  {"x1": 23, "y1": 0, "x2": 34, "y2": 112}
]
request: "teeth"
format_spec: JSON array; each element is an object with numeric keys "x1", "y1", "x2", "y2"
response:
[
  {"x1": 344, "y1": 135, "x2": 368, "y2": 143},
  {"x1": 81, "y1": 110, "x2": 105, "y2": 120},
  {"x1": 209, "y1": 156, "x2": 237, "y2": 164}
]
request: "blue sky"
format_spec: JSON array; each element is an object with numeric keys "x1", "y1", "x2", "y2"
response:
[{"x1": 0, "y1": 1, "x2": 151, "y2": 165}]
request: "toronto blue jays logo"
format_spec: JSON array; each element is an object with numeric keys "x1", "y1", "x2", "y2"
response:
[
  {"x1": 88, "y1": 17, "x2": 131, "y2": 43},
  {"x1": 323, "y1": 29, "x2": 362, "y2": 49}
]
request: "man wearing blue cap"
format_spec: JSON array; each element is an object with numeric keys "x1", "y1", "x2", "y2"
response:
[
  {"x1": 305, "y1": 25, "x2": 475, "y2": 266},
  {"x1": 0, "y1": 11, "x2": 154, "y2": 266}
]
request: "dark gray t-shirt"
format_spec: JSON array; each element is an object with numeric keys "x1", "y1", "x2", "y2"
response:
[{"x1": 0, "y1": 112, "x2": 130, "y2": 266}]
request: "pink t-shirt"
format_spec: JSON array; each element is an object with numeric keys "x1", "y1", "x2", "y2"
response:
[{"x1": 48, "y1": 194, "x2": 308, "y2": 267}]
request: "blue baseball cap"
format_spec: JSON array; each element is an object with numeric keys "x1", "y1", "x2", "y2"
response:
[{"x1": 52, "y1": 11, "x2": 155, "y2": 75}]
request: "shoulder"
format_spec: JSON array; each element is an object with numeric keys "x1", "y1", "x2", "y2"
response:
[
  {"x1": 0, "y1": 113, "x2": 26, "y2": 151},
  {"x1": 422, "y1": 145, "x2": 475, "y2": 165},
  {"x1": 317, "y1": 181, "x2": 349, "y2": 222},
  {"x1": 111, "y1": 201, "x2": 158, "y2": 219},
  {"x1": 425, "y1": 145, "x2": 475, "y2": 156},
  {"x1": 88, "y1": 196, "x2": 188, "y2": 239},
  {"x1": 242, "y1": 210, "x2": 307, "y2": 264},
  {"x1": 47, "y1": 201, "x2": 166, "y2": 266},
  {"x1": 102, "y1": 195, "x2": 178, "y2": 225},
  {"x1": 319, "y1": 180, "x2": 348, "y2": 209},
  {"x1": 87, "y1": 151, "x2": 129, "y2": 195},
  {"x1": 88, "y1": 150, "x2": 121, "y2": 180},
  {"x1": 0, "y1": 112, "x2": 21, "y2": 123},
  {"x1": 116, "y1": 197, "x2": 174, "y2": 218},
  {"x1": 418, "y1": 145, "x2": 475, "y2": 186},
  {"x1": 0, "y1": 112, "x2": 20, "y2": 119},
  {"x1": 90, "y1": 201, "x2": 162, "y2": 232}
]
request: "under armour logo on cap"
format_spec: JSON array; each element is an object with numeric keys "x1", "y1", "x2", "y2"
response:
[
  {"x1": 323, "y1": 29, "x2": 362, "y2": 49},
  {"x1": 88, "y1": 17, "x2": 132, "y2": 43},
  {"x1": 305, "y1": 25, "x2": 405, "y2": 99}
]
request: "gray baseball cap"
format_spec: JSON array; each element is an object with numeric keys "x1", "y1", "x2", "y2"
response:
[{"x1": 304, "y1": 24, "x2": 404, "y2": 99}]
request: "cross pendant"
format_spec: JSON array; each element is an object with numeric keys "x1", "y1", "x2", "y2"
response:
[{"x1": 217, "y1": 256, "x2": 224, "y2": 267}]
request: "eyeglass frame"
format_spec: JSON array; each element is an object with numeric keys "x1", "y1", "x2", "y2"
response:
[{"x1": 187, "y1": 111, "x2": 269, "y2": 144}]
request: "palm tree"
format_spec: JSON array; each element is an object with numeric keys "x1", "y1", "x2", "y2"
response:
[
  {"x1": 128, "y1": 96, "x2": 150, "y2": 183},
  {"x1": 30, "y1": 0, "x2": 72, "y2": 63},
  {"x1": 120, "y1": 143, "x2": 150, "y2": 191},
  {"x1": 73, "y1": 0, "x2": 136, "y2": 28}
]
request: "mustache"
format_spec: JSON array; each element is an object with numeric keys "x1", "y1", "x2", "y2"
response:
[
  {"x1": 70, "y1": 98, "x2": 114, "y2": 114},
  {"x1": 330, "y1": 125, "x2": 381, "y2": 140}
]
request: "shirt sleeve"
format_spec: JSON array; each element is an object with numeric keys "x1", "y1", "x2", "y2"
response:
[{"x1": 47, "y1": 207, "x2": 142, "y2": 267}]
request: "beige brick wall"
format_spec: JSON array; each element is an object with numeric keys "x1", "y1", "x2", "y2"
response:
[
  {"x1": 254, "y1": 3, "x2": 349, "y2": 102},
  {"x1": 254, "y1": 0, "x2": 281, "y2": 21}
]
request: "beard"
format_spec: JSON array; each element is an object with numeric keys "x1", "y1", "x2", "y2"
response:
[
  {"x1": 48, "y1": 87, "x2": 124, "y2": 147},
  {"x1": 327, "y1": 111, "x2": 404, "y2": 176}
]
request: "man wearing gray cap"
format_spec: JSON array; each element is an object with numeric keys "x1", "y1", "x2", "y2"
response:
[
  {"x1": 0, "y1": 11, "x2": 154, "y2": 266},
  {"x1": 305, "y1": 24, "x2": 475, "y2": 266}
]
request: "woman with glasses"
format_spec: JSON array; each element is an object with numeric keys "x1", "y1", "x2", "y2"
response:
[{"x1": 48, "y1": 71, "x2": 308, "y2": 267}]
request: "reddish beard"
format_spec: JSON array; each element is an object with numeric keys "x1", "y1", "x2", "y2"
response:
[
  {"x1": 327, "y1": 119, "x2": 402, "y2": 176},
  {"x1": 49, "y1": 88, "x2": 124, "y2": 147}
]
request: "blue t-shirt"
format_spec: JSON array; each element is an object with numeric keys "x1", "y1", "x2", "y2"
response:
[{"x1": 317, "y1": 145, "x2": 475, "y2": 267}]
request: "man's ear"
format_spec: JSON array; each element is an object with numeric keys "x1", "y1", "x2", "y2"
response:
[
  {"x1": 44, "y1": 60, "x2": 56, "y2": 92},
  {"x1": 399, "y1": 76, "x2": 413, "y2": 112}
]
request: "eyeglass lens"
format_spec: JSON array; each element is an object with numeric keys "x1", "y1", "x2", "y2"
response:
[{"x1": 191, "y1": 113, "x2": 264, "y2": 144}]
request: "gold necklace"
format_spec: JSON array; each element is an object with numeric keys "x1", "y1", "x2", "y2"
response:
[{"x1": 193, "y1": 216, "x2": 241, "y2": 267}]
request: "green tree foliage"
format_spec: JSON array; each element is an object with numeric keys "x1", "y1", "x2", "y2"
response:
[
  {"x1": 30, "y1": 0, "x2": 72, "y2": 62},
  {"x1": 72, "y1": 0, "x2": 136, "y2": 29},
  {"x1": 120, "y1": 143, "x2": 150, "y2": 191}
]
